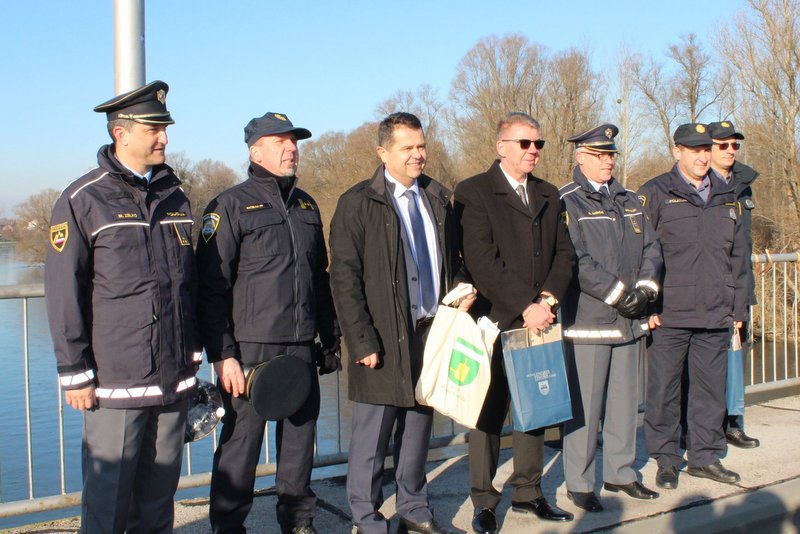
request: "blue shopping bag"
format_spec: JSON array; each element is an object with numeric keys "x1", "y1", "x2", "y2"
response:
[
  {"x1": 501, "y1": 324, "x2": 572, "y2": 432},
  {"x1": 726, "y1": 326, "x2": 745, "y2": 416}
]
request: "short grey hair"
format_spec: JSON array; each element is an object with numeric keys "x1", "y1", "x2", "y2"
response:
[{"x1": 496, "y1": 112, "x2": 541, "y2": 141}]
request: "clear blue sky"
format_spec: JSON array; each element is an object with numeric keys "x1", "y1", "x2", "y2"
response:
[{"x1": 0, "y1": 0, "x2": 745, "y2": 216}]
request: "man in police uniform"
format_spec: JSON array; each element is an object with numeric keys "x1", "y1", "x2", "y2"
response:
[
  {"x1": 707, "y1": 120, "x2": 760, "y2": 449},
  {"x1": 196, "y1": 112, "x2": 339, "y2": 534},
  {"x1": 45, "y1": 81, "x2": 201, "y2": 533},
  {"x1": 559, "y1": 124, "x2": 662, "y2": 512},
  {"x1": 639, "y1": 123, "x2": 749, "y2": 490}
]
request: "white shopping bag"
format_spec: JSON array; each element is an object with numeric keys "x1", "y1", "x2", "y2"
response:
[{"x1": 415, "y1": 304, "x2": 498, "y2": 428}]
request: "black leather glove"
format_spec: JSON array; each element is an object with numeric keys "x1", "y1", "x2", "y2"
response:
[
  {"x1": 615, "y1": 286, "x2": 656, "y2": 319},
  {"x1": 315, "y1": 337, "x2": 342, "y2": 376}
]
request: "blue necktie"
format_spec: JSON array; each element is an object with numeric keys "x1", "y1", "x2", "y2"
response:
[{"x1": 404, "y1": 190, "x2": 436, "y2": 313}]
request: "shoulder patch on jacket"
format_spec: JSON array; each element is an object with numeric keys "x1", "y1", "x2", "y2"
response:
[
  {"x1": 201, "y1": 213, "x2": 220, "y2": 242},
  {"x1": 50, "y1": 222, "x2": 68, "y2": 252},
  {"x1": 638, "y1": 194, "x2": 646, "y2": 206}
]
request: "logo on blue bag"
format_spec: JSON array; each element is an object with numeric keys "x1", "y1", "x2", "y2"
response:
[
  {"x1": 530, "y1": 369, "x2": 556, "y2": 396},
  {"x1": 448, "y1": 337, "x2": 484, "y2": 386}
]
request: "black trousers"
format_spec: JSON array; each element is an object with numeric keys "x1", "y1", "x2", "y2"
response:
[
  {"x1": 209, "y1": 342, "x2": 320, "y2": 534},
  {"x1": 644, "y1": 327, "x2": 727, "y2": 469},
  {"x1": 469, "y1": 336, "x2": 545, "y2": 508}
]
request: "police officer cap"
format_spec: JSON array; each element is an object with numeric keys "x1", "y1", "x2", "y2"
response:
[
  {"x1": 93, "y1": 80, "x2": 175, "y2": 125},
  {"x1": 568, "y1": 123, "x2": 619, "y2": 153},
  {"x1": 707, "y1": 121, "x2": 745, "y2": 140},
  {"x1": 244, "y1": 112, "x2": 312, "y2": 146},
  {"x1": 246, "y1": 355, "x2": 312, "y2": 421},
  {"x1": 673, "y1": 123, "x2": 712, "y2": 147}
]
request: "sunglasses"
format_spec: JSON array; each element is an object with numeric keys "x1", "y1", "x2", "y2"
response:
[
  {"x1": 503, "y1": 138, "x2": 545, "y2": 150},
  {"x1": 713, "y1": 142, "x2": 741, "y2": 151}
]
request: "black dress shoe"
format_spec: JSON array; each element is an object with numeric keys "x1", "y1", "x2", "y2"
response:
[
  {"x1": 471, "y1": 506, "x2": 498, "y2": 534},
  {"x1": 687, "y1": 461, "x2": 741, "y2": 484},
  {"x1": 397, "y1": 516, "x2": 456, "y2": 534},
  {"x1": 726, "y1": 428, "x2": 760, "y2": 448},
  {"x1": 567, "y1": 491, "x2": 603, "y2": 512},
  {"x1": 655, "y1": 465, "x2": 679, "y2": 489},
  {"x1": 511, "y1": 497, "x2": 574, "y2": 522},
  {"x1": 603, "y1": 481, "x2": 659, "y2": 500}
]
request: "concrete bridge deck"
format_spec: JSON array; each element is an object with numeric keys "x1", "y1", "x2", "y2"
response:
[{"x1": 8, "y1": 394, "x2": 800, "y2": 533}]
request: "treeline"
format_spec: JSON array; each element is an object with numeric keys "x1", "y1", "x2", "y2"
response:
[{"x1": 10, "y1": 0, "x2": 799, "y2": 265}]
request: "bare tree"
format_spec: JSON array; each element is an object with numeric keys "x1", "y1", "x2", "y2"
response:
[
  {"x1": 449, "y1": 34, "x2": 549, "y2": 178},
  {"x1": 169, "y1": 152, "x2": 241, "y2": 241},
  {"x1": 299, "y1": 122, "x2": 380, "y2": 231},
  {"x1": 11, "y1": 188, "x2": 61, "y2": 264},
  {"x1": 631, "y1": 54, "x2": 678, "y2": 158},
  {"x1": 717, "y1": 0, "x2": 800, "y2": 235},
  {"x1": 539, "y1": 48, "x2": 604, "y2": 185},
  {"x1": 612, "y1": 45, "x2": 649, "y2": 186},
  {"x1": 667, "y1": 34, "x2": 723, "y2": 122}
]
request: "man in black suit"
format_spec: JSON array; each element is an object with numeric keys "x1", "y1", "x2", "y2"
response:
[{"x1": 454, "y1": 112, "x2": 576, "y2": 533}]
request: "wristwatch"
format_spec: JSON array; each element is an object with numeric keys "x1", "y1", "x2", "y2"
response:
[{"x1": 539, "y1": 293, "x2": 558, "y2": 308}]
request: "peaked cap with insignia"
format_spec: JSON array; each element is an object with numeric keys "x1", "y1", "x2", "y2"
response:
[
  {"x1": 94, "y1": 80, "x2": 175, "y2": 125},
  {"x1": 244, "y1": 112, "x2": 312, "y2": 146},
  {"x1": 706, "y1": 121, "x2": 745, "y2": 140},
  {"x1": 568, "y1": 123, "x2": 619, "y2": 153},
  {"x1": 673, "y1": 122, "x2": 712, "y2": 147}
]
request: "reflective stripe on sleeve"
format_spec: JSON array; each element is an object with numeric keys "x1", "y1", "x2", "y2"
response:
[
  {"x1": 635, "y1": 280, "x2": 659, "y2": 293},
  {"x1": 604, "y1": 281, "x2": 625, "y2": 305},
  {"x1": 176, "y1": 377, "x2": 197, "y2": 392},
  {"x1": 564, "y1": 329, "x2": 624, "y2": 339},
  {"x1": 59, "y1": 369, "x2": 96, "y2": 387}
]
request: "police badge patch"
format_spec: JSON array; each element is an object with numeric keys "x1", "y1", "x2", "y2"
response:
[
  {"x1": 50, "y1": 222, "x2": 68, "y2": 252},
  {"x1": 638, "y1": 194, "x2": 646, "y2": 207},
  {"x1": 201, "y1": 213, "x2": 220, "y2": 243}
]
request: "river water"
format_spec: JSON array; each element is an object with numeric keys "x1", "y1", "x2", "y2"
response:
[
  {"x1": 0, "y1": 244, "x2": 460, "y2": 528},
  {"x1": 0, "y1": 245, "x2": 356, "y2": 511}
]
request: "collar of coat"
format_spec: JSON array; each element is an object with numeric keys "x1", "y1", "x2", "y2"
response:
[
  {"x1": 666, "y1": 163, "x2": 735, "y2": 203},
  {"x1": 731, "y1": 161, "x2": 759, "y2": 188},
  {"x1": 98, "y1": 144, "x2": 177, "y2": 189},
  {"x1": 571, "y1": 166, "x2": 623, "y2": 198},
  {"x1": 366, "y1": 164, "x2": 452, "y2": 207},
  {"x1": 486, "y1": 159, "x2": 552, "y2": 217}
]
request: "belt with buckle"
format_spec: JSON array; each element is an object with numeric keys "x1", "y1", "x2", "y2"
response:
[{"x1": 415, "y1": 316, "x2": 435, "y2": 331}]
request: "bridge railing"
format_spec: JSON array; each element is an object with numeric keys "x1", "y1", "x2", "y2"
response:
[{"x1": 0, "y1": 252, "x2": 797, "y2": 519}]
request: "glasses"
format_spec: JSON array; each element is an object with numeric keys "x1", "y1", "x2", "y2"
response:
[
  {"x1": 502, "y1": 138, "x2": 545, "y2": 150},
  {"x1": 581, "y1": 151, "x2": 617, "y2": 162},
  {"x1": 713, "y1": 142, "x2": 741, "y2": 151}
]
